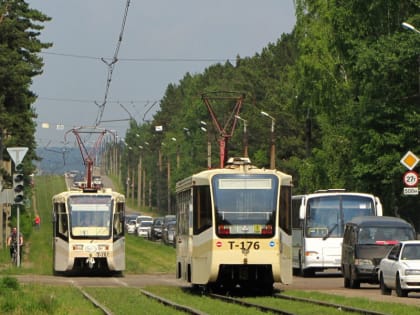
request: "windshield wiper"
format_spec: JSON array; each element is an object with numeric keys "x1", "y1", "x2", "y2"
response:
[{"x1": 323, "y1": 224, "x2": 338, "y2": 240}]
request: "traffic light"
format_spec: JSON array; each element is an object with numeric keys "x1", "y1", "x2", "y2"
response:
[{"x1": 13, "y1": 170, "x2": 24, "y2": 205}]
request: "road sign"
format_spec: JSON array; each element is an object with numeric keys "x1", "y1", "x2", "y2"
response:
[
  {"x1": 400, "y1": 151, "x2": 419, "y2": 170},
  {"x1": 403, "y1": 187, "x2": 419, "y2": 195},
  {"x1": 7, "y1": 147, "x2": 28, "y2": 168},
  {"x1": 403, "y1": 171, "x2": 419, "y2": 187}
]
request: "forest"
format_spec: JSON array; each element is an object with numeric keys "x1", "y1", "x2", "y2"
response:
[{"x1": 117, "y1": 1, "x2": 420, "y2": 228}]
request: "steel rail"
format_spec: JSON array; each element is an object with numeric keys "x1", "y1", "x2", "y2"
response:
[
  {"x1": 274, "y1": 293, "x2": 388, "y2": 315},
  {"x1": 140, "y1": 289, "x2": 208, "y2": 315}
]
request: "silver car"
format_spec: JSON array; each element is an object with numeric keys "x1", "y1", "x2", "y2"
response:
[{"x1": 137, "y1": 220, "x2": 153, "y2": 238}]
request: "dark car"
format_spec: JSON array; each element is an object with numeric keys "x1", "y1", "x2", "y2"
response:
[
  {"x1": 162, "y1": 220, "x2": 176, "y2": 247},
  {"x1": 342, "y1": 216, "x2": 415, "y2": 289},
  {"x1": 149, "y1": 217, "x2": 164, "y2": 240}
]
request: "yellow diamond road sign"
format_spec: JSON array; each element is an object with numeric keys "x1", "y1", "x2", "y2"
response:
[{"x1": 400, "y1": 151, "x2": 419, "y2": 170}]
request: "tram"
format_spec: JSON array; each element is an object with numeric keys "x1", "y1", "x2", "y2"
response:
[
  {"x1": 175, "y1": 157, "x2": 293, "y2": 293},
  {"x1": 52, "y1": 187, "x2": 126, "y2": 275}
]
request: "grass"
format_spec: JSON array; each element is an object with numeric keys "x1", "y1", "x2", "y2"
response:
[
  {"x1": 84, "y1": 287, "x2": 186, "y2": 315},
  {"x1": 281, "y1": 290, "x2": 420, "y2": 315},
  {"x1": 0, "y1": 276, "x2": 103, "y2": 315}
]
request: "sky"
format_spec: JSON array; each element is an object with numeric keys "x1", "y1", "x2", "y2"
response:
[{"x1": 27, "y1": 0, "x2": 296, "y2": 148}]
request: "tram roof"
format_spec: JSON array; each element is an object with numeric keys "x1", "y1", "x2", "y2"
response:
[
  {"x1": 175, "y1": 160, "x2": 292, "y2": 192},
  {"x1": 52, "y1": 188, "x2": 125, "y2": 202}
]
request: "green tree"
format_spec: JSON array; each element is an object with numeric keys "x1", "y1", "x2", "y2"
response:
[{"x1": 0, "y1": 0, "x2": 51, "y2": 229}]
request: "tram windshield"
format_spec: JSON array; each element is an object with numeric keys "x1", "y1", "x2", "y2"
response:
[
  {"x1": 68, "y1": 195, "x2": 113, "y2": 237},
  {"x1": 213, "y1": 174, "x2": 278, "y2": 238},
  {"x1": 305, "y1": 195, "x2": 375, "y2": 238}
]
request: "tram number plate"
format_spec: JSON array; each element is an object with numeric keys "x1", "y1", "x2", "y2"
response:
[
  {"x1": 228, "y1": 241, "x2": 260, "y2": 250},
  {"x1": 96, "y1": 251, "x2": 109, "y2": 257}
]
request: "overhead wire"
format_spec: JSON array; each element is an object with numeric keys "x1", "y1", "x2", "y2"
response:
[
  {"x1": 94, "y1": 0, "x2": 131, "y2": 127},
  {"x1": 40, "y1": 51, "x2": 234, "y2": 63}
]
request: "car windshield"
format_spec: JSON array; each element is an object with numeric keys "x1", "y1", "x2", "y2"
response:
[
  {"x1": 305, "y1": 195, "x2": 375, "y2": 238},
  {"x1": 358, "y1": 227, "x2": 414, "y2": 245}
]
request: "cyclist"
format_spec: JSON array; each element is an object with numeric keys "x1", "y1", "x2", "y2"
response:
[{"x1": 7, "y1": 227, "x2": 23, "y2": 263}]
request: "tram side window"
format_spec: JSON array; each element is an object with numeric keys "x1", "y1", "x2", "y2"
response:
[
  {"x1": 113, "y1": 202, "x2": 124, "y2": 238},
  {"x1": 193, "y1": 185, "x2": 212, "y2": 235},
  {"x1": 279, "y1": 185, "x2": 292, "y2": 235},
  {"x1": 176, "y1": 190, "x2": 190, "y2": 237},
  {"x1": 54, "y1": 202, "x2": 68, "y2": 240}
]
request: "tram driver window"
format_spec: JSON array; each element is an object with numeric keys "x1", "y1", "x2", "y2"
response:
[{"x1": 54, "y1": 202, "x2": 68, "y2": 240}]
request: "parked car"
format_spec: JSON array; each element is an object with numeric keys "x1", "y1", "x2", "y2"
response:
[
  {"x1": 126, "y1": 220, "x2": 137, "y2": 234},
  {"x1": 342, "y1": 216, "x2": 415, "y2": 289},
  {"x1": 137, "y1": 220, "x2": 153, "y2": 238},
  {"x1": 149, "y1": 217, "x2": 164, "y2": 240},
  {"x1": 379, "y1": 240, "x2": 420, "y2": 297},
  {"x1": 162, "y1": 221, "x2": 176, "y2": 246}
]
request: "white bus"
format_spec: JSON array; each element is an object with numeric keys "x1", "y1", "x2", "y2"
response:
[
  {"x1": 52, "y1": 188, "x2": 126, "y2": 275},
  {"x1": 292, "y1": 190, "x2": 382, "y2": 276}
]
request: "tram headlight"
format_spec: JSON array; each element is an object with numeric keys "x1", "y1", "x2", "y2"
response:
[
  {"x1": 97, "y1": 245, "x2": 109, "y2": 251},
  {"x1": 72, "y1": 244, "x2": 84, "y2": 250},
  {"x1": 218, "y1": 225, "x2": 230, "y2": 235},
  {"x1": 305, "y1": 251, "x2": 319, "y2": 256}
]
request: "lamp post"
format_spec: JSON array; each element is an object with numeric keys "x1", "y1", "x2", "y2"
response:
[
  {"x1": 402, "y1": 22, "x2": 420, "y2": 34},
  {"x1": 402, "y1": 22, "x2": 420, "y2": 102},
  {"x1": 235, "y1": 115, "x2": 248, "y2": 157},
  {"x1": 261, "y1": 111, "x2": 276, "y2": 169},
  {"x1": 200, "y1": 122, "x2": 212, "y2": 168}
]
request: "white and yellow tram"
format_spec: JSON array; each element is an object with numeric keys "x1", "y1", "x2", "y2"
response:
[
  {"x1": 52, "y1": 188, "x2": 126, "y2": 275},
  {"x1": 175, "y1": 157, "x2": 293, "y2": 292}
]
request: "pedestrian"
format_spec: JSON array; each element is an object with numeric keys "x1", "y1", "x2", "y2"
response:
[{"x1": 34, "y1": 214, "x2": 41, "y2": 229}]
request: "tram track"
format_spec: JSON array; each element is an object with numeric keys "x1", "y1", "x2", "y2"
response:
[
  {"x1": 140, "y1": 289, "x2": 208, "y2": 315},
  {"x1": 74, "y1": 285, "x2": 113, "y2": 315},
  {"x1": 209, "y1": 293, "x2": 296, "y2": 315},
  {"x1": 209, "y1": 292, "x2": 390, "y2": 315},
  {"x1": 273, "y1": 293, "x2": 388, "y2": 315}
]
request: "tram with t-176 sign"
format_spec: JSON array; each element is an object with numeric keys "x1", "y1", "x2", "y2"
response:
[
  {"x1": 175, "y1": 157, "x2": 293, "y2": 293},
  {"x1": 52, "y1": 188, "x2": 125, "y2": 275}
]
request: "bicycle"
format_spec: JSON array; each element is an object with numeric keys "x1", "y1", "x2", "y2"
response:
[{"x1": 10, "y1": 242, "x2": 21, "y2": 266}]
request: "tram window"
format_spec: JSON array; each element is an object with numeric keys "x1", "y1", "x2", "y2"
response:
[
  {"x1": 193, "y1": 186, "x2": 211, "y2": 234},
  {"x1": 114, "y1": 202, "x2": 124, "y2": 238},
  {"x1": 279, "y1": 185, "x2": 292, "y2": 235},
  {"x1": 176, "y1": 190, "x2": 190, "y2": 236}
]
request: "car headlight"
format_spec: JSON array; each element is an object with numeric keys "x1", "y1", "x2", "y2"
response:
[
  {"x1": 354, "y1": 259, "x2": 373, "y2": 266},
  {"x1": 404, "y1": 269, "x2": 420, "y2": 276}
]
